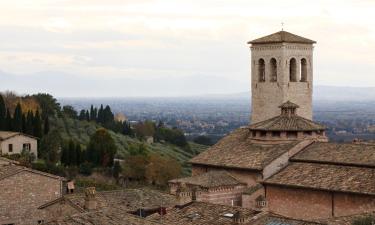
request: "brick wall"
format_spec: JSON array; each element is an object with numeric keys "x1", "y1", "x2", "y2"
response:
[
  {"x1": 267, "y1": 186, "x2": 332, "y2": 220},
  {"x1": 267, "y1": 185, "x2": 375, "y2": 220},
  {"x1": 0, "y1": 170, "x2": 62, "y2": 224}
]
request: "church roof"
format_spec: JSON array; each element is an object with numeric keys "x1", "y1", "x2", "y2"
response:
[
  {"x1": 248, "y1": 114, "x2": 326, "y2": 131},
  {"x1": 169, "y1": 170, "x2": 245, "y2": 188},
  {"x1": 190, "y1": 127, "x2": 300, "y2": 170},
  {"x1": 248, "y1": 30, "x2": 316, "y2": 45},
  {"x1": 279, "y1": 101, "x2": 299, "y2": 109},
  {"x1": 292, "y1": 142, "x2": 375, "y2": 167},
  {"x1": 263, "y1": 162, "x2": 375, "y2": 196}
]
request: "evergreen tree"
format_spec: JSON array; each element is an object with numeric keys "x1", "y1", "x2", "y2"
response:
[
  {"x1": 43, "y1": 117, "x2": 50, "y2": 135},
  {"x1": 122, "y1": 121, "x2": 132, "y2": 136},
  {"x1": 22, "y1": 114, "x2": 27, "y2": 133},
  {"x1": 78, "y1": 109, "x2": 86, "y2": 120},
  {"x1": 76, "y1": 144, "x2": 82, "y2": 166},
  {"x1": 103, "y1": 105, "x2": 114, "y2": 124},
  {"x1": 13, "y1": 103, "x2": 23, "y2": 132},
  {"x1": 97, "y1": 104, "x2": 104, "y2": 123},
  {"x1": 68, "y1": 140, "x2": 77, "y2": 166},
  {"x1": 5, "y1": 109, "x2": 12, "y2": 131},
  {"x1": 85, "y1": 110, "x2": 90, "y2": 121},
  {"x1": 60, "y1": 143, "x2": 70, "y2": 166},
  {"x1": 33, "y1": 109, "x2": 42, "y2": 138},
  {"x1": 25, "y1": 111, "x2": 34, "y2": 135},
  {"x1": 86, "y1": 128, "x2": 117, "y2": 167},
  {"x1": 0, "y1": 95, "x2": 6, "y2": 130},
  {"x1": 89, "y1": 105, "x2": 95, "y2": 121}
]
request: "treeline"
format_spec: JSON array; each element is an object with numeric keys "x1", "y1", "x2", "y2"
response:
[
  {"x1": 0, "y1": 95, "x2": 46, "y2": 138},
  {"x1": 63, "y1": 104, "x2": 132, "y2": 136}
]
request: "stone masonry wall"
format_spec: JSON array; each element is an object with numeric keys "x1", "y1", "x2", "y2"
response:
[
  {"x1": 0, "y1": 170, "x2": 62, "y2": 224},
  {"x1": 0, "y1": 135, "x2": 38, "y2": 159},
  {"x1": 251, "y1": 43, "x2": 314, "y2": 123}
]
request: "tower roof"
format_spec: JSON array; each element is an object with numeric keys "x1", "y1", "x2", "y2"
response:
[
  {"x1": 248, "y1": 31, "x2": 316, "y2": 45},
  {"x1": 279, "y1": 101, "x2": 300, "y2": 109}
]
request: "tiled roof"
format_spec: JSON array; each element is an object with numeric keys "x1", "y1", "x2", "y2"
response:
[
  {"x1": 292, "y1": 142, "x2": 375, "y2": 167},
  {"x1": 248, "y1": 31, "x2": 316, "y2": 44},
  {"x1": 148, "y1": 201, "x2": 259, "y2": 225},
  {"x1": 321, "y1": 212, "x2": 375, "y2": 225},
  {"x1": 251, "y1": 212, "x2": 326, "y2": 225},
  {"x1": 169, "y1": 170, "x2": 245, "y2": 188},
  {"x1": 279, "y1": 101, "x2": 300, "y2": 109},
  {"x1": 264, "y1": 162, "x2": 375, "y2": 195},
  {"x1": 41, "y1": 188, "x2": 177, "y2": 212},
  {"x1": 248, "y1": 114, "x2": 326, "y2": 131},
  {"x1": 0, "y1": 131, "x2": 37, "y2": 141},
  {"x1": 190, "y1": 128, "x2": 299, "y2": 170},
  {"x1": 45, "y1": 210, "x2": 160, "y2": 225},
  {"x1": 0, "y1": 163, "x2": 64, "y2": 181}
]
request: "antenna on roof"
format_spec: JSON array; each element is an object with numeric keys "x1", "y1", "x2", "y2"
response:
[{"x1": 281, "y1": 22, "x2": 284, "y2": 31}]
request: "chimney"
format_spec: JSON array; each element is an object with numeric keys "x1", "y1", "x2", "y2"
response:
[
  {"x1": 176, "y1": 185, "x2": 193, "y2": 207},
  {"x1": 84, "y1": 187, "x2": 97, "y2": 211},
  {"x1": 233, "y1": 211, "x2": 248, "y2": 224}
]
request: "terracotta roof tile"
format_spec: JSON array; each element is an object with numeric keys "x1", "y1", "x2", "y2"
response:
[
  {"x1": 248, "y1": 31, "x2": 316, "y2": 44},
  {"x1": 190, "y1": 128, "x2": 299, "y2": 170},
  {"x1": 264, "y1": 162, "x2": 375, "y2": 195},
  {"x1": 169, "y1": 170, "x2": 245, "y2": 188},
  {"x1": 292, "y1": 142, "x2": 375, "y2": 167},
  {"x1": 248, "y1": 114, "x2": 325, "y2": 131}
]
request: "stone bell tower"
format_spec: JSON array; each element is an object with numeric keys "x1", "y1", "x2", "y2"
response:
[{"x1": 248, "y1": 31, "x2": 316, "y2": 124}]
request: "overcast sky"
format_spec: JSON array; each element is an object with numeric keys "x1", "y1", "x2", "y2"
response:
[{"x1": 1, "y1": 0, "x2": 375, "y2": 97}]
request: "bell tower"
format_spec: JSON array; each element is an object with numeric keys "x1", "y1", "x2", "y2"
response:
[{"x1": 248, "y1": 31, "x2": 316, "y2": 124}]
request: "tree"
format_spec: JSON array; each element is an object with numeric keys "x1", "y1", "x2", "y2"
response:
[
  {"x1": 60, "y1": 142, "x2": 70, "y2": 166},
  {"x1": 39, "y1": 129, "x2": 62, "y2": 163},
  {"x1": 13, "y1": 103, "x2": 23, "y2": 132},
  {"x1": 134, "y1": 121, "x2": 155, "y2": 139},
  {"x1": 5, "y1": 109, "x2": 12, "y2": 131},
  {"x1": 0, "y1": 95, "x2": 6, "y2": 130},
  {"x1": 193, "y1": 135, "x2": 212, "y2": 146},
  {"x1": 122, "y1": 121, "x2": 133, "y2": 136},
  {"x1": 97, "y1": 104, "x2": 104, "y2": 123},
  {"x1": 85, "y1": 110, "x2": 90, "y2": 121},
  {"x1": 122, "y1": 155, "x2": 148, "y2": 181},
  {"x1": 86, "y1": 128, "x2": 117, "y2": 167},
  {"x1": 75, "y1": 143, "x2": 82, "y2": 166},
  {"x1": 33, "y1": 93, "x2": 60, "y2": 119},
  {"x1": 33, "y1": 109, "x2": 42, "y2": 138},
  {"x1": 62, "y1": 105, "x2": 78, "y2": 119},
  {"x1": 43, "y1": 117, "x2": 50, "y2": 135},
  {"x1": 68, "y1": 140, "x2": 77, "y2": 166},
  {"x1": 78, "y1": 109, "x2": 86, "y2": 120},
  {"x1": 145, "y1": 154, "x2": 182, "y2": 187},
  {"x1": 113, "y1": 161, "x2": 122, "y2": 179},
  {"x1": 25, "y1": 111, "x2": 34, "y2": 135}
]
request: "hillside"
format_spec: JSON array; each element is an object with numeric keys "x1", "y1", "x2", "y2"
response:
[{"x1": 49, "y1": 116, "x2": 208, "y2": 175}]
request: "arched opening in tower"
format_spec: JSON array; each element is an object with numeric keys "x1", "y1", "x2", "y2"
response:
[
  {"x1": 258, "y1": 58, "x2": 265, "y2": 82},
  {"x1": 289, "y1": 58, "x2": 297, "y2": 82},
  {"x1": 270, "y1": 58, "x2": 277, "y2": 82},
  {"x1": 300, "y1": 58, "x2": 307, "y2": 82}
]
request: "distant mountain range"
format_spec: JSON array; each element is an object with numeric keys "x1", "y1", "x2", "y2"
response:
[{"x1": 2, "y1": 69, "x2": 375, "y2": 102}]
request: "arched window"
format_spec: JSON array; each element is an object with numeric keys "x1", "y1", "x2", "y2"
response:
[
  {"x1": 300, "y1": 58, "x2": 307, "y2": 82},
  {"x1": 258, "y1": 58, "x2": 265, "y2": 82},
  {"x1": 289, "y1": 58, "x2": 297, "y2": 82},
  {"x1": 270, "y1": 58, "x2": 277, "y2": 82}
]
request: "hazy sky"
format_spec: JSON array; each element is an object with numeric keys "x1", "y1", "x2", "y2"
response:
[{"x1": 1, "y1": 0, "x2": 375, "y2": 97}]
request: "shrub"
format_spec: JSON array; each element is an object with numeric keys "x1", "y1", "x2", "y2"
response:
[
  {"x1": 79, "y1": 162, "x2": 93, "y2": 176},
  {"x1": 352, "y1": 215, "x2": 375, "y2": 225}
]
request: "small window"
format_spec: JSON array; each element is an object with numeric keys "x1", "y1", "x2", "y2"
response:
[
  {"x1": 23, "y1": 143, "x2": 31, "y2": 151},
  {"x1": 8, "y1": 144, "x2": 13, "y2": 153},
  {"x1": 272, "y1": 131, "x2": 280, "y2": 137},
  {"x1": 260, "y1": 131, "x2": 267, "y2": 137},
  {"x1": 287, "y1": 131, "x2": 297, "y2": 138}
]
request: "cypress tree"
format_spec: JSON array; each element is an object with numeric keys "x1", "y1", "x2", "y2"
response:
[
  {"x1": 78, "y1": 109, "x2": 86, "y2": 120},
  {"x1": 0, "y1": 95, "x2": 6, "y2": 130},
  {"x1": 33, "y1": 109, "x2": 42, "y2": 138},
  {"x1": 13, "y1": 103, "x2": 23, "y2": 132},
  {"x1": 22, "y1": 114, "x2": 27, "y2": 133},
  {"x1": 97, "y1": 104, "x2": 104, "y2": 123},
  {"x1": 61, "y1": 143, "x2": 69, "y2": 166},
  {"x1": 68, "y1": 140, "x2": 77, "y2": 166},
  {"x1": 43, "y1": 117, "x2": 50, "y2": 135},
  {"x1": 25, "y1": 111, "x2": 34, "y2": 135},
  {"x1": 85, "y1": 110, "x2": 90, "y2": 121},
  {"x1": 90, "y1": 105, "x2": 95, "y2": 121},
  {"x1": 5, "y1": 109, "x2": 12, "y2": 131},
  {"x1": 76, "y1": 144, "x2": 82, "y2": 166}
]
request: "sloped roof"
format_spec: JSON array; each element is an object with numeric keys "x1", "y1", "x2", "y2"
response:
[
  {"x1": 0, "y1": 163, "x2": 64, "y2": 181},
  {"x1": 248, "y1": 114, "x2": 326, "y2": 131},
  {"x1": 251, "y1": 212, "x2": 325, "y2": 225},
  {"x1": 0, "y1": 131, "x2": 38, "y2": 141},
  {"x1": 292, "y1": 142, "x2": 375, "y2": 167},
  {"x1": 248, "y1": 31, "x2": 316, "y2": 44},
  {"x1": 279, "y1": 101, "x2": 299, "y2": 109},
  {"x1": 147, "y1": 201, "x2": 259, "y2": 225},
  {"x1": 264, "y1": 162, "x2": 375, "y2": 195},
  {"x1": 45, "y1": 209, "x2": 160, "y2": 225},
  {"x1": 190, "y1": 127, "x2": 300, "y2": 170},
  {"x1": 169, "y1": 170, "x2": 245, "y2": 188}
]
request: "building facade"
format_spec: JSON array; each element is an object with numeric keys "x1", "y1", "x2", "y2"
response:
[{"x1": 0, "y1": 131, "x2": 38, "y2": 159}]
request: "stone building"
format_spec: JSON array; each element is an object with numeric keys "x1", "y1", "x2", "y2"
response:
[
  {"x1": 168, "y1": 30, "x2": 375, "y2": 220},
  {"x1": 0, "y1": 131, "x2": 38, "y2": 159},
  {"x1": 249, "y1": 31, "x2": 315, "y2": 123},
  {"x1": 0, "y1": 157, "x2": 65, "y2": 225}
]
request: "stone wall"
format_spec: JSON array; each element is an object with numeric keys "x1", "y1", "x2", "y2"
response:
[
  {"x1": 250, "y1": 43, "x2": 314, "y2": 123},
  {"x1": 0, "y1": 170, "x2": 62, "y2": 224}
]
